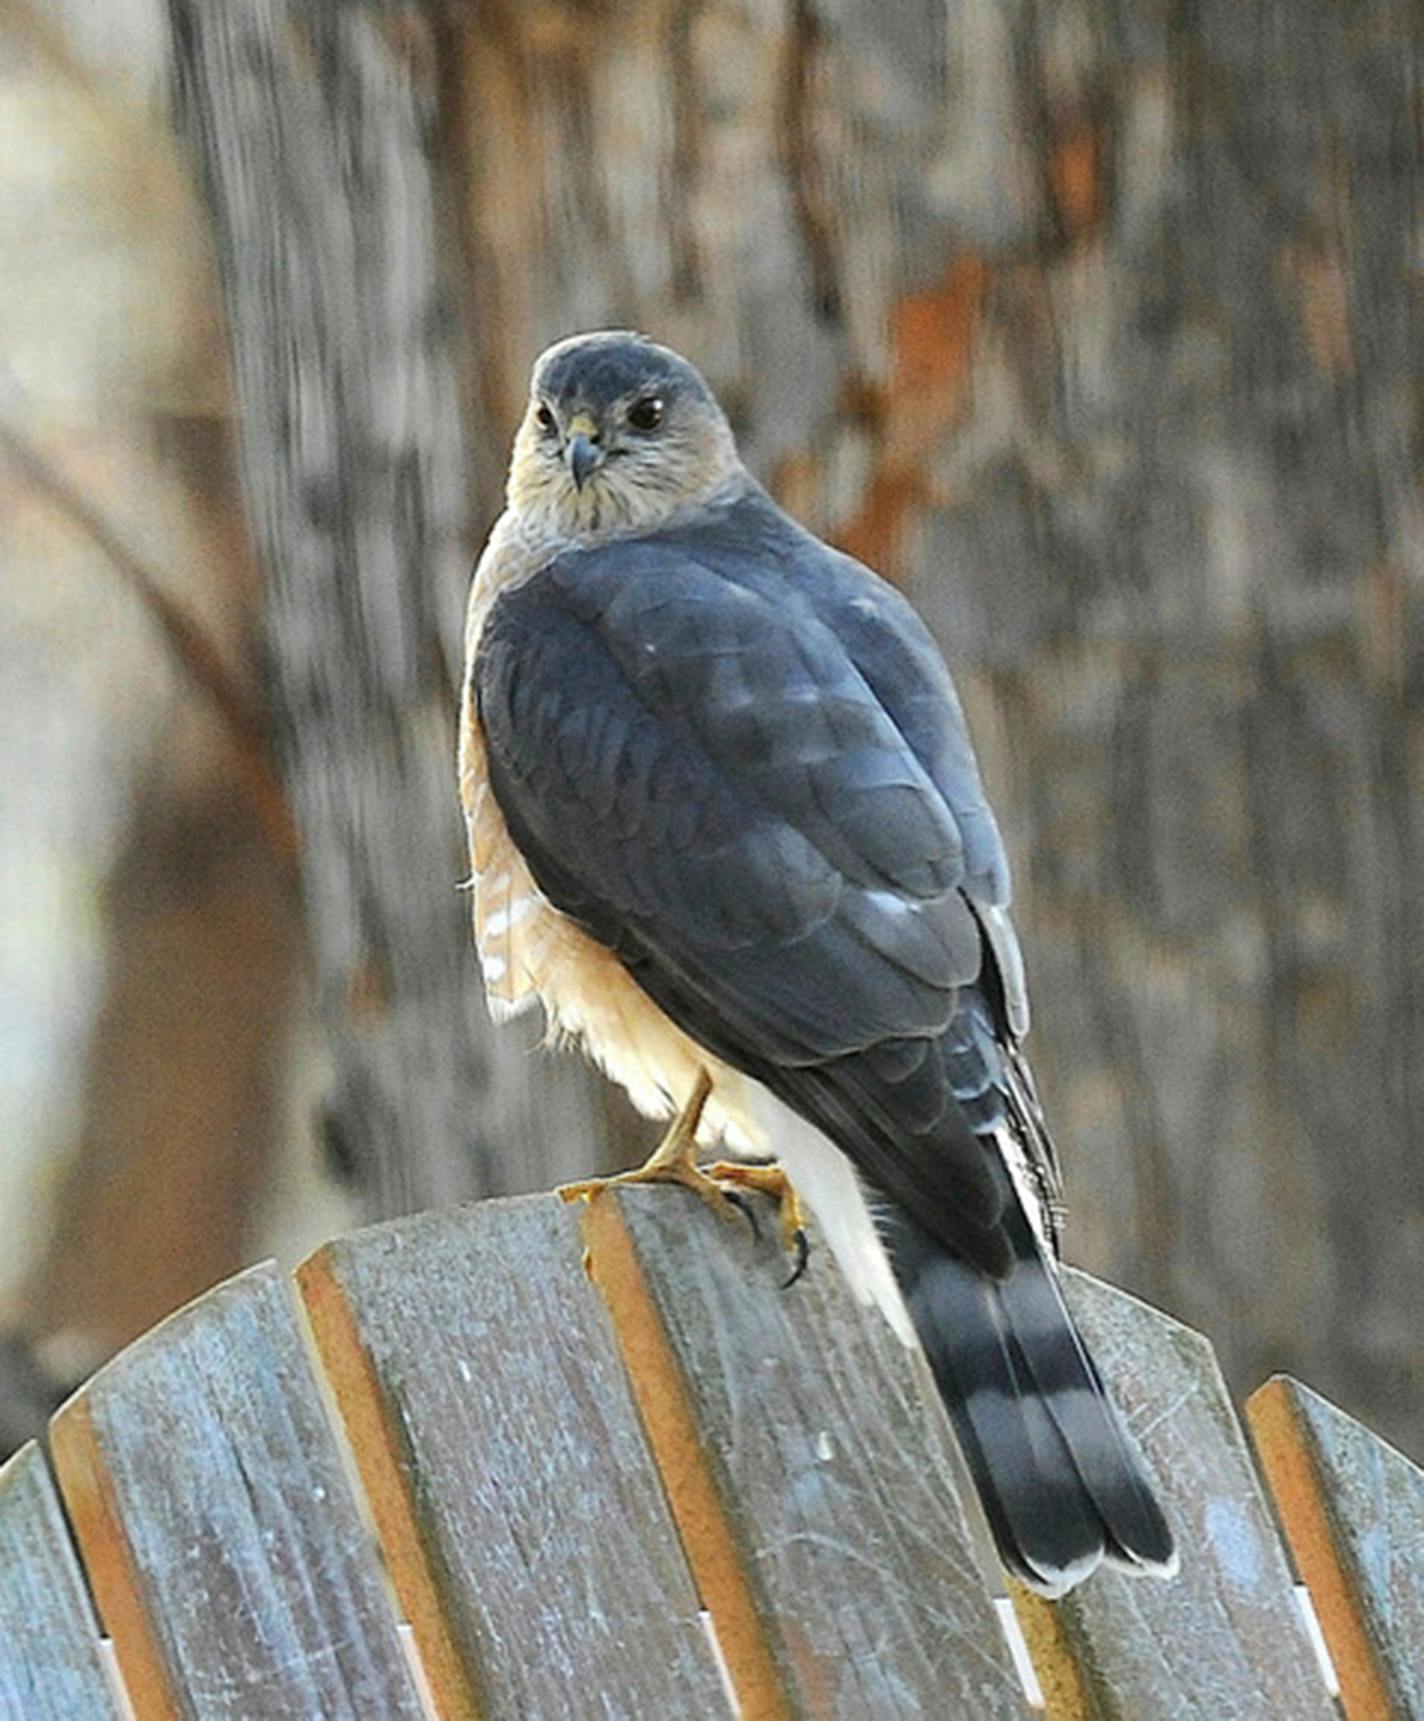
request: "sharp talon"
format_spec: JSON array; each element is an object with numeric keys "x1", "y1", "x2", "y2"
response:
[
  {"x1": 722, "y1": 1187, "x2": 760, "y2": 1237},
  {"x1": 781, "y1": 1228, "x2": 810, "y2": 1289}
]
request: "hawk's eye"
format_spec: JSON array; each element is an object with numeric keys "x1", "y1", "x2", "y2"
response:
[
  {"x1": 627, "y1": 396, "x2": 664, "y2": 432},
  {"x1": 535, "y1": 403, "x2": 556, "y2": 433}
]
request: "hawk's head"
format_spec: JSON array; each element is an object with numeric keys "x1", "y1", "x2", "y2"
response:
[{"x1": 507, "y1": 332, "x2": 741, "y2": 538}]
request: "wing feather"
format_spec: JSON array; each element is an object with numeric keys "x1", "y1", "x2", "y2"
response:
[{"x1": 476, "y1": 492, "x2": 1025, "y2": 1266}]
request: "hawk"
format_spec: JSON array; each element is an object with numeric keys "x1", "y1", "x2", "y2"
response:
[{"x1": 459, "y1": 330, "x2": 1176, "y2": 1595}]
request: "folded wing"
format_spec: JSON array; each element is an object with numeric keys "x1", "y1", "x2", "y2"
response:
[{"x1": 477, "y1": 493, "x2": 1020, "y2": 1270}]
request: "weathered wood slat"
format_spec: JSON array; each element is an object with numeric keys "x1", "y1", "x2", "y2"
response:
[
  {"x1": 0, "y1": 1441, "x2": 122, "y2": 1720},
  {"x1": 298, "y1": 1195, "x2": 728, "y2": 1720},
  {"x1": 22, "y1": 1186, "x2": 1410, "y2": 1718},
  {"x1": 582, "y1": 1186, "x2": 1029, "y2": 1719},
  {"x1": 1013, "y1": 1272, "x2": 1336, "y2": 1718},
  {"x1": 1249, "y1": 1375, "x2": 1424, "y2": 1719},
  {"x1": 48, "y1": 1263, "x2": 424, "y2": 1720}
]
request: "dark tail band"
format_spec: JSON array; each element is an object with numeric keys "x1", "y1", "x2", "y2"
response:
[{"x1": 883, "y1": 1202, "x2": 1177, "y2": 1596}]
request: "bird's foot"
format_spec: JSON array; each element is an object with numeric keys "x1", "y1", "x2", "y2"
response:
[
  {"x1": 557, "y1": 1154, "x2": 757, "y2": 1229},
  {"x1": 557, "y1": 1067, "x2": 755, "y2": 1229},
  {"x1": 706, "y1": 1161, "x2": 810, "y2": 1287}
]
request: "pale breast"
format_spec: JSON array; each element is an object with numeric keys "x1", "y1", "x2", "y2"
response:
[{"x1": 458, "y1": 511, "x2": 767, "y2": 1152}]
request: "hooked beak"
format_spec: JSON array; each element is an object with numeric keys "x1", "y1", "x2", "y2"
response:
[{"x1": 565, "y1": 412, "x2": 604, "y2": 490}]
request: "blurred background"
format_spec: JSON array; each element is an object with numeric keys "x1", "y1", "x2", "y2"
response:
[{"x1": 2, "y1": 0, "x2": 1419, "y2": 1466}]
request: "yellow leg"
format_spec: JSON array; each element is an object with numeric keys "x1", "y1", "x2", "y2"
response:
[
  {"x1": 706, "y1": 1160, "x2": 811, "y2": 1285},
  {"x1": 558, "y1": 1069, "x2": 748, "y2": 1224}
]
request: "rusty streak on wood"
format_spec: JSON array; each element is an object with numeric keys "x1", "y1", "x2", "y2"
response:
[
  {"x1": 300, "y1": 1197, "x2": 726, "y2": 1720},
  {"x1": 581, "y1": 1193, "x2": 789, "y2": 1721},
  {"x1": 1010, "y1": 1272, "x2": 1336, "y2": 1719},
  {"x1": 1248, "y1": 1379, "x2": 1385, "y2": 1718},
  {"x1": 883, "y1": 256, "x2": 989, "y2": 460},
  {"x1": 1048, "y1": 115, "x2": 1102, "y2": 243},
  {"x1": 1006, "y1": 1584, "x2": 1092, "y2": 1720},
  {"x1": 836, "y1": 466, "x2": 929, "y2": 584},
  {"x1": 838, "y1": 256, "x2": 987, "y2": 579},
  {"x1": 1249, "y1": 1376, "x2": 1424, "y2": 1719},
  {"x1": 298, "y1": 1247, "x2": 483, "y2": 1720},
  {"x1": 50, "y1": 1264, "x2": 424, "y2": 1719},
  {"x1": 585, "y1": 1187, "x2": 1027, "y2": 1718},
  {"x1": 0, "y1": 1442, "x2": 124, "y2": 1719},
  {"x1": 48, "y1": 1394, "x2": 177, "y2": 1720}
]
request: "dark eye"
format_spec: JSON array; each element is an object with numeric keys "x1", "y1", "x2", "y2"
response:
[
  {"x1": 627, "y1": 396, "x2": 664, "y2": 432},
  {"x1": 535, "y1": 402, "x2": 556, "y2": 433}
]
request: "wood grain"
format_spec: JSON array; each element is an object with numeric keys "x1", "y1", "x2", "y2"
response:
[
  {"x1": 49, "y1": 1263, "x2": 423, "y2": 1719},
  {"x1": 585, "y1": 1186, "x2": 1029, "y2": 1719},
  {"x1": 1013, "y1": 1271, "x2": 1336, "y2": 1719},
  {"x1": 1249, "y1": 1375, "x2": 1424, "y2": 1719},
  {"x1": 0, "y1": 1441, "x2": 122, "y2": 1720},
  {"x1": 299, "y1": 1195, "x2": 727, "y2": 1720}
]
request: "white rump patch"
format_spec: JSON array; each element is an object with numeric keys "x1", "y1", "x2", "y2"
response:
[{"x1": 750, "y1": 1087, "x2": 917, "y2": 1348}]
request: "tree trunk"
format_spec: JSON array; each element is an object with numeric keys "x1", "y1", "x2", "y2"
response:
[{"x1": 167, "y1": 0, "x2": 630, "y2": 1219}]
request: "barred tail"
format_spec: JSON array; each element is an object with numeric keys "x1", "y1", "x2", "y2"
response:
[{"x1": 883, "y1": 1200, "x2": 1177, "y2": 1596}]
